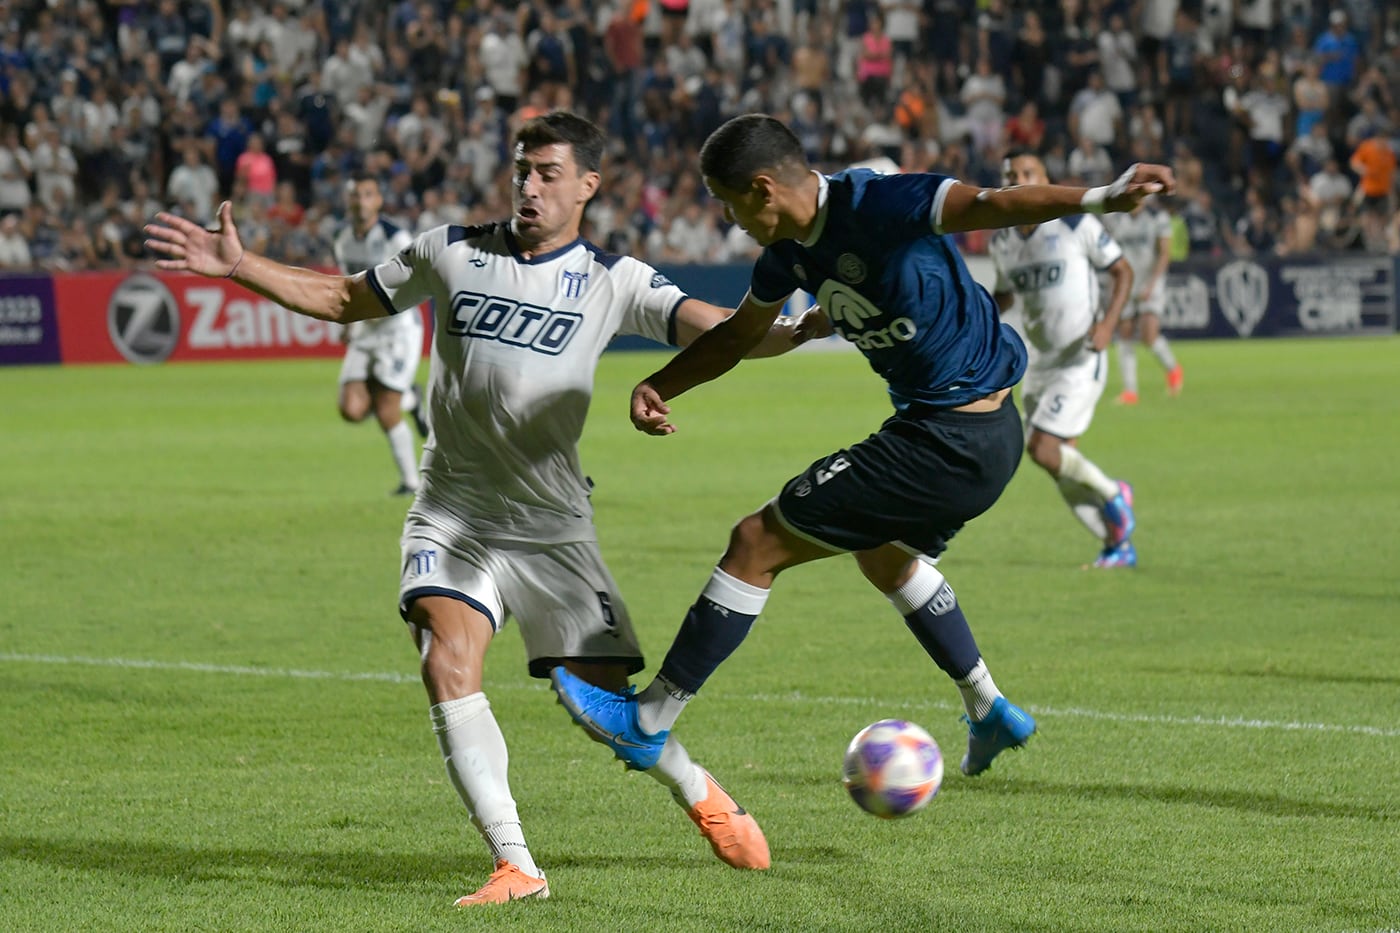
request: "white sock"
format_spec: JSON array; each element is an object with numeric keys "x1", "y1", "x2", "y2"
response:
[
  {"x1": 647, "y1": 736, "x2": 710, "y2": 809},
  {"x1": 638, "y1": 675, "x2": 693, "y2": 736},
  {"x1": 1057, "y1": 444, "x2": 1120, "y2": 501},
  {"x1": 430, "y1": 693, "x2": 541, "y2": 878},
  {"x1": 402, "y1": 385, "x2": 419, "y2": 411},
  {"x1": 1116, "y1": 338, "x2": 1139, "y2": 394},
  {"x1": 955, "y1": 659, "x2": 1003, "y2": 722},
  {"x1": 386, "y1": 421, "x2": 420, "y2": 489},
  {"x1": 1150, "y1": 335, "x2": 1178, "y2": 371},
  {"x1": 886, "y1": 560, "x2": 946, "y2": 616},
  {"x1": 1056, "y1": 475, "x2": 1109, "y2": 539}
]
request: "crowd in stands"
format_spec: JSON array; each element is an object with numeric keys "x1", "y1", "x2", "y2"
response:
[{"x1": 0, "y1": 0, "x2": 1398, "y2": 274}]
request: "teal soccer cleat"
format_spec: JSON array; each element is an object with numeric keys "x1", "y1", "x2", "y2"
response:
[
  {"x1": 550, "y1": 666, "x2": 668, "y2": 770},
  {"x1": 1101, "y1": 480, "x2": 1136, "y2": 547},
  {"x1": 1091, "y1": 540, "x2": 1137, "y2": 569},
  {"x1": 961, "y1": 696, "x2": 1037, "y2": 776}
]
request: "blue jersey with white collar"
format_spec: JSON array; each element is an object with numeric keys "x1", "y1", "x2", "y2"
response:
[{"x1": 751, "y1": 169, "x2": 1027, "y2": 410}]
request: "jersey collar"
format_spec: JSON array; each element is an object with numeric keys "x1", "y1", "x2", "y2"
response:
[
  {"x1": 800, "y1": 171, "x2": 829, "y2": 248},
  {"x1": 504, "y1": 225, "x2": 583, "y2": 264}
]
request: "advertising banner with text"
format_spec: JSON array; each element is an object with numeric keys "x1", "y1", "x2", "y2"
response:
[
  {"x1": 0, "y1": 275, "x2": 61, "y2": 365},
  {"x1": 52, "y1": 272, "x2": 349, "y2": 364},
  {"x1": 1161, "y1": 255, "x2": 1397, "y2": 339}
]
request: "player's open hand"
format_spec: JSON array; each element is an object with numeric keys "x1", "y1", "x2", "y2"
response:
[
  {"x1": 631, "y1": 381, "x2": 675, "y2": 435},
  {"x1": 1103, "y1": 163, "x2": 1176, "y2": 213},
  {"x1": 144, "y1": 200, "x2": 245, "y2": 278}
]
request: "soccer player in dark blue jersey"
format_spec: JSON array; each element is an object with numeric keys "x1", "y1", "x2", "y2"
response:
[{"x1": 554, "y1": 114, "x2": 1173, "y2": 782}]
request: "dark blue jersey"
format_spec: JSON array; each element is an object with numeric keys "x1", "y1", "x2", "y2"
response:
[{"x1": 751, "y1": 169, "x2": 1027, "y2": 410}]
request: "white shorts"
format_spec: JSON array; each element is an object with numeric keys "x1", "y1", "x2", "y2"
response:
[
  {"x1": 399, "y1": 520, "x2": 644, "y2": 679},
  {"x1": 1021, "y1": 350, "x2": 1107, "y2": 440},
  {"x1": 338, "y1": 325, "x2": 423, "y2": 394},
  {"x1": 1121, "y1": 279, "x2": 1166, "y2": 319}
]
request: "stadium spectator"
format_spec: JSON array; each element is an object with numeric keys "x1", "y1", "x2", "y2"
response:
[
  {"x1": 0, "y1": 125, "x2": 33, "y2": 217},
  {"x1": 1349, "y1": 130, "x2": 1398, "y2": 249},
  {"x1": 856, "y1": 10, "x2": 895, "y2": 110},
  {"x1": 960, "y1": 57, "x2": 1007, "y2": 158},
  {"x1": 1069, "y1": 70, "x2": 1122, "y2": 152},
  {"x1": 234, "y1": 133, "x2": 277, "y2": 202},
  {"x1": 0, "y1": 212, "x2": 31, "y2": 269},
  {"x1": 1067, "y1": 133, "x2": 1114, "y2": 186}
]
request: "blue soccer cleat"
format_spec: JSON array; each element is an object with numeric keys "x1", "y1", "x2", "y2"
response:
[
  {"x1": 1101, "y1": 480, "x2": 1136, "y2": 547},
  {"x1": 1090, "y1": 540, "x2": 1137, "y2": 569},
  {"x1": 550, "y1": 666, "x2": 668, "y2": 770},
  {"x1": 961, "y1": 696, "x2": 1037, "y2": 776}
]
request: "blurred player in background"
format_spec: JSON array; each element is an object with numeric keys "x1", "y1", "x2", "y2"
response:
[
  {"x1": 1101, "y1": 196, "x2": 1183, "y2": 404},
  {"x1": 334, "y1": 174, "x2": 429, "y2": 495},
  {"x1": 148, "y1": 112, "x2": 827, "y2": 907},
  {"x1": 990, "y1": 151, "x2": 1138, "y2": 569},
  {"x1": 553, "y1": 115, "x2": 1173, "y2": 796}
]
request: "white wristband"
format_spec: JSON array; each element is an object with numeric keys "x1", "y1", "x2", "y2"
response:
[
  {"x1": 1080, "y1": 163, "x2": 1140, "y2": 214},
  {"x1": 1080, "y1": 185, "x2": 1110, "y2": 213}
]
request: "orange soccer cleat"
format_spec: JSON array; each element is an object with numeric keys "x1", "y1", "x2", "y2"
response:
[
  {"x1": 1116, "y1": 390, "x2": 1140, "y2": 405},
  {"x1": 453, "y1": 859, "x2": 549, "y2": 907},
  {"x1": 1166, "y1": 364, "x2": 1185, "y2": 396},
  {"x1": 686, "y1": 769, "x2": 771, "y2": 870}
]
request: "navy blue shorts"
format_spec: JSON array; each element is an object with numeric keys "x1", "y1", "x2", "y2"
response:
[{"x1": 772, "y1": 397, "x2": 1023, "y2": 558}]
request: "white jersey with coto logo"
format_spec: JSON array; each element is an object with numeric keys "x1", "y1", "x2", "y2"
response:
[
  {"x1": 334, "y1": 218, "x2": 419, "y2": 346},
  {"x1": 1100, "y1": 208, "x2": 1169, "y2": 285},
  {"x1": 988, "y1": 214, "x2": 1123, "y2": 357},
  {"x1": 366, "y1": 222, "x2": 686, "y2": 544}
]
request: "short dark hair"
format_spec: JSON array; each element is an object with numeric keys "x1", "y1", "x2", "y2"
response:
[
  {"x1": 348, "y1": 172, "x2": 380, "y2": 188},
  {"x1": 514, "y1": 111, "x2": 606, "y2": 174},
  {"x1": 699, "y1": 114, "x2": 808, "y2": 192}
]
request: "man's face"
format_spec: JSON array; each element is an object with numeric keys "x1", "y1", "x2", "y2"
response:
[
  {"x1": 1003, "y1": 154, "x2": 1048, "y2": 187},
  {"x1": 704, "y1": 176, "x2": 783, "y2": 246},
  {"x1": 346, "y1": 180, "x2": 382, "y2": 224},
  {"x1": 511, "y1": 142, "x2": 598, "y2": 244}
]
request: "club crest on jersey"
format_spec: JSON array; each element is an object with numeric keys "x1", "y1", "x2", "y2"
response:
[
  {"x1": 837, "y1": 253, "x2": 867, "y2": 284},
  {"x1": 561, "y1": 270, "x2": 589, "y2": 299},
  {"x1": 793, "y1": 263, "x2": 808, "y2": 282},
  {"x1": 1043, "y1": 234, "x2": 1059, "y2": 250}
]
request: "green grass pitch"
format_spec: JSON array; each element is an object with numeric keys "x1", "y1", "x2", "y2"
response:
[{"x1": 2, "y1": 337, "x2": 1398, "y2": 932}]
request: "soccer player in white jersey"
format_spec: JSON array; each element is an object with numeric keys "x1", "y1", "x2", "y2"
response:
[
  {"x1": 1101, "y1": 197, "x2": 1183, "y2": 404},
  {"x1": 146, "y1": 112, "x2": 826, "y2": 907},
  {"x1": 334, "y1": 174, "x2": 429, "y2": 494},
  {"x1": 990, "y1": 151, "x2": 1138, "y2": 569}
]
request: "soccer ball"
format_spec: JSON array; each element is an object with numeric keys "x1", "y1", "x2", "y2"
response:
[{"x1": 841, "y1": 719, "x2": 944, "y2": 819}]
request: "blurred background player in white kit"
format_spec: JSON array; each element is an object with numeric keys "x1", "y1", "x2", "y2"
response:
[
  {"x1": 146, "y1": 112, "x2": 826, "y2": 908},
  {"x1": 334, "y1": 174, "x2": 429, "y2": 495},
  {"x1": 1101, "y1": 196, "x2": 1183, "y2": 404},
  {"x1": 989, "y1": 151, "x2": 1138, "y2": 569}
]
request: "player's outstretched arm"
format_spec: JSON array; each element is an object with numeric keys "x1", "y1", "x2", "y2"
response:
[
  {"x1": 144, "y1": 200, "x2": 386, "y2": 325},
  {"x1": 630, "y1": 295, "x2": 783, "y2": 435},
  {"x1": 673, "y1": 298, "x2": 832, "y2": 358},
  {"x1": 940, "y1": 164, "x2": 1176, "y2": 234}
]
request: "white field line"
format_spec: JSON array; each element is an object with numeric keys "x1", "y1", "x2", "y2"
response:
[{"x1": 3, "y1": 651, "x2": 1398, "y2": 739}]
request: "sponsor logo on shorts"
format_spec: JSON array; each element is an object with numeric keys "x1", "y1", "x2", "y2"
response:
[{"x1": 597, "y1": 592, "x2": 619, "y2": 635}]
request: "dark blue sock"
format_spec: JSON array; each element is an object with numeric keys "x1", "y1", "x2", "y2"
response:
[
  {"x1": 903, "y1": 596, "x2": 982, "y2": 681},
  {"x1": 658, "y1": 596, "x2": 758, "y2": 694}
]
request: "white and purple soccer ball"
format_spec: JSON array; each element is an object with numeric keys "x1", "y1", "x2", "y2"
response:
[{"x1": 842, "y1": 719, "x2": 944, "y2": 819}]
